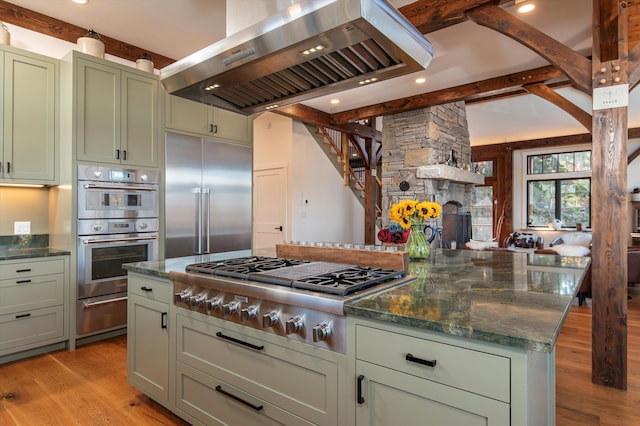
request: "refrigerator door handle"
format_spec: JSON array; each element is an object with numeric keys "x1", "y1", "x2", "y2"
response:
[
  {"x1": 203, "y1": 188, "x2": 211, "y2": 254},
  {"x1": 195, "y1": 188, "x2": 202, "y2": 254}
]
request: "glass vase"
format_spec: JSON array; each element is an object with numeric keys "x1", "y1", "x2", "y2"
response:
[{"x1": 407, "y1": 225, "x2": 431, "y2": 260}]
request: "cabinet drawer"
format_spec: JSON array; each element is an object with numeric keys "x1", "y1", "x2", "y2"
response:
[
  {"x1": 355, "y1": 324, "x2": 510, "y2": 402},
  {"x1": 176, "y1": 313, "x2": 338, "y2": 425},
  {"x1": 0, "y1": 258, "x2": 64, "y2": 279},
  {"x1": 0, "y1": 273, "x2": 64, "y2": 315},
  {"x1": 128, "y1": 275, "x2": 170, "y2": 303},
  {"x1": 0, "y1": 305, "x2": 65, "y2": 355},
  {"x1": 355, "y1": 360, "x2": 509, "y2": 426},
  {"x1": 176, "y1": 362, "x2": 313, "y2": 426}
]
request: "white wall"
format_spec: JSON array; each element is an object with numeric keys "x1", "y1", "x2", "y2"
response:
[{"x1": 253, "y1": 112, "x2": 365, "y2": 245}]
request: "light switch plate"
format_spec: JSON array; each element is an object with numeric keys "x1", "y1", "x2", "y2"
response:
[{"x1": 14, "y1": 221, "x2": 31, "y2": 235}]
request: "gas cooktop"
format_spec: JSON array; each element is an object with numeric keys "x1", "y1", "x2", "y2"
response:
[{"x1": 184, "y1": 256, "x2": 407, "y2": 296}]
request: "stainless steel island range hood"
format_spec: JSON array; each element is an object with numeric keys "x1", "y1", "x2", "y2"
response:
[{"x1": 160, "y1": 0, "x2": 433, "y2": 115}]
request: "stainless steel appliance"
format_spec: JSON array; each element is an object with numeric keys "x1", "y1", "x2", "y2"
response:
[
  {"x1": 160, "y1": 0, "x2": 433, "y2": 115},
  {"x1": 77, "y1": 165, "x2": 159, "y2": 335},
  {"x1": 165, "y1": 132, "x2": 252, "y2": 258},
  {"x1": 169, "y1": 256, "x2": 413, "y2": 354}
]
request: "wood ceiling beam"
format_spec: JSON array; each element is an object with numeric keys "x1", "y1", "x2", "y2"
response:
[
  {"x1": 465, "y1": 4, "x2": 593, "y2": 95},
  {"x1": 0, "y1": 0, "x2": 175, "y2": 68},
  {"x1": 523, "y1": 82, "x2": 592, "y2": 132},
  {"x1": 330, "y1": 65, "x2": 564, "y2": 124},
  {"x1": 399, "y1": 0, "x2": 514, "y2": 35},
  {"x1": 274, "y1": 104, "x2": 381, "y2": 139}
]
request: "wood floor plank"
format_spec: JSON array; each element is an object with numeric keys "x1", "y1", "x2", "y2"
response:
[{"x1": 0, "y1": 336, "x2": 187, "y2": 426}]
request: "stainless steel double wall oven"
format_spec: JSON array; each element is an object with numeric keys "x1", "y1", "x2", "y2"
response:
[{"x1": 77, "y1": 165, "x2": 159, "y2": 335}]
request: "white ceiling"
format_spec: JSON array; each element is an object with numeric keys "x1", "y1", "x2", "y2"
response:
[{"x1": 9, "y1": 0, "x2": 639, "y2": 146}]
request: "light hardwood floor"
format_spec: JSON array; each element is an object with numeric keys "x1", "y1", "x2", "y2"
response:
[{"x1": 1, "y1": 295, "x2": 639, "y2": 425}]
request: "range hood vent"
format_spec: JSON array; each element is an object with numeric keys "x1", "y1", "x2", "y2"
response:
[{"x1": 160, "y1": 0, "x2": 433, "y2": 115}]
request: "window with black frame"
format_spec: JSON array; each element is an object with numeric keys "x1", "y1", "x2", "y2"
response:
[{"x1": 526, "y1": 150, "x2": 591, "y2": 229}]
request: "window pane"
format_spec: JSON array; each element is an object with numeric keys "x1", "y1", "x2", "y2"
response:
[
  {"x1": 558, "y1": 152, "x2": 574, "y2": 172},
  {"x1": 575, "y1": 151, "x2": 591, "y2": 171},
  {"x1": 528, "y1": 180, "x2": 556, "y2": 227},
  {"x1": 473, "y1": 161, "x2": 493, "y2": 177},
  {"x1": 559, "y1": 178, "x2": 590, "y2": 227},
  {"x1": 471, "y1": 186, "x2": 493, "y2": 241},
  {"x1": 542, "y1": 154, "x2": 558, "y2": 174},
  {"x1": 528, "y1": 156, "x2": 543, "y2": 174}
]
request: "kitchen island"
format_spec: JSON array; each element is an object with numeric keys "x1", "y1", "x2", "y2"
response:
[
  {"x1": 124, "y1": 248, "x2": 588, "y2": 425},
  {"x1": 345, "y1": 248, "x2": 590, "y2": 425}
]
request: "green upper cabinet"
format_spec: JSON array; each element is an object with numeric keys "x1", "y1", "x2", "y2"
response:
[
  {"x1": 165, "y1": 94, "x2": 252, "y2": 145},
  {"x1": 76, "y1": 55, "x2": 158, "y2": 167},
  {"x1": 0, "y1": 46, "x2": 58, "y2": 184}
]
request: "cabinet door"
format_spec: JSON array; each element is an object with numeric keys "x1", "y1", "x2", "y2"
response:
[
  {"x1": 76, "y1": 58, "x2": 120, "y2": 164},
  {"x1": 355, "y1": 360, "x2": 509, "y2": 426},
  {"x1": 121, "y1": 71, "x2": 158, "y2": 167},
  {"x1": 127, "y1": 294, "x2": 169, "y2": 404},
  {"x1": 165, "y1": 94, "x2": 211, "y2": 135},
  {"x1": 2, "y1": 51, "x2": 57, "y2": 182},
  {"x1": 212, "y1": 107, "x2": 251, "y2": 144}
]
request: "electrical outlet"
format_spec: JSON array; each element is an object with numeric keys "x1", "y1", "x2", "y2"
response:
[{"x1": 14, "y1": 221, "x2": 31, "y2": 235}]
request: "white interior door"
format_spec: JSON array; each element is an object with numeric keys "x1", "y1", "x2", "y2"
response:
[{"x1": 253, "y1": 167, "x2": 287, "y2": 249}]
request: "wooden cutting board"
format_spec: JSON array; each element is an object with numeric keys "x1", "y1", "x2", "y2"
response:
[{"x1": 275, "y1": 243, "x2": 408, "y2": 272}]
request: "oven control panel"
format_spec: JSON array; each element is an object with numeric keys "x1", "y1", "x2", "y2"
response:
[{"x1": 173, "y1": 282, "x2": 346, "y2": 353}]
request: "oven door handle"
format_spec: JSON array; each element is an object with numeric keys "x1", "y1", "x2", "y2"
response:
[
  {"x1": 83, "y1": 183, "x2": 157, "y2": 191},
  {"x1": 82, "y1": 295, "x2": 128, "y2": 309},
  {"x1": 82, "y1": 236, "x2": 158, "y2": 244}
]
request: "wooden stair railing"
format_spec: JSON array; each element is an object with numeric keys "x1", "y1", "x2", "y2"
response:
[{"x1": 312, "y1": 125, "x2": 383, "y2": 220}]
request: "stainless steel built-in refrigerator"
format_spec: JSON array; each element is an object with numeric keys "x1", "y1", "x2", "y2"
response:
[{"x1": 165, "y1": 132, "x2": 252, "y2": 258}]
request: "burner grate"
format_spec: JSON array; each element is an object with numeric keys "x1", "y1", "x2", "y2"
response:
[
  {"x1": 292, "y1": 267, "x2": 406, "y2": 296},
  {"x1": 185, "y1": 256, "x2": 309, "y2": 279}
]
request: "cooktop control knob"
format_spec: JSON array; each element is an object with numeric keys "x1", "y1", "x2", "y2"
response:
[
  {"x1": 174, "y1": 290, "x2": 191, "y2": 304},
  {"x1": 189, "y1": 293, "x2": 206, "y2": 307},
  {"x1": 262, "y1": 311, "x2": 280, "y2": 328},
  {"x1": 313, "y1": 322, "x2": 332, "y2": 342},
  {"x1": 92, "y1": 223, "x2": 103, "y2": 232},
  {"x1": 93, "y1": 170, "x2": 102, "y2": 179},
  {"x1": 223, "y1": 300, "x2": 240, "y2": 316},
  {"x1": 285, "y1": 316, "x2": 304, "y2": 334},
  {"x1": 241, "y1": 305, "x2": 258, "y2": 321},
  {"x1": 205, "y1": 297, "x2": 223, "y2": 311}
]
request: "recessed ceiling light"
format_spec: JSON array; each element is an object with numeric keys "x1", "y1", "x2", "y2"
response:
[
  {"x1": 415, "y1": 77, "x2": 427, "y2": 84},
  {"x1": 72, "y1": 0, "x2": 89, "y2": 4},
  {"x1": 330, "y1": 99, "x2": 340, "y2": 104},
  {"x1": 518, "y1": 3, "x2": 535, "y2": 13}
]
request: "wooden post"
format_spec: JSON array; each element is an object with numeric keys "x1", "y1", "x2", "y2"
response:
[
  {"x1": 591, "y1": 0, "x2": 629, "y2": 389},
  {"x1": 364, "y1": 136, "x2": 377, "y2": 245}
]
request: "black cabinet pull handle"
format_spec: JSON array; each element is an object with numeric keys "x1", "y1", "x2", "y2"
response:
[
  {"x1": 215, "y1": 385, "x2": 264, "y2": 411},
  {"x1": 16, "y1": 279, "x2": 32, "y2": 284},
  {"x1": 406, "y1": 353, "x2": 437, "y2": 368},
  {"x1": 16, "y1": 268, "x2": 32, "y2": 273},
  {"x1": 209, "y1": 124, "x2": 218, "y2": 133},
  {"x1": 16, "y1": 313, "x2": 31, "y2": 319},
  {"x1": 140, "y1": 286, "x2": 153, "y2": 292},
  {"x1": 123, "y1": 150, "x2": 127, "y2": 160},
  {"x1": 7, "y1": 162, "x2": 10, "y2": 173},
  {"x1": 216, "y1": 331, "x2": 264, "y2": 351},
  {"x1": 116, "y1": 149, "x2": 120, "y2": 159},
  {"x1": 161, "y1": 312, "x2": 167, "y2": 329},
  {"x1": 357, "y1": 374, "x2": 365, "y2": 404}
]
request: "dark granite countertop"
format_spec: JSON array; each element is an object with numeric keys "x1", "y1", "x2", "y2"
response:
[
  {"x1": 344, "y1": 249, "x2": 590, "y2": 353},
  {"x1": 0, "y1": 247, "x2": 71, "y2": 261},
  {"x1": 123, "y1": 247, "x2": 588, "y2": 353},
  {"x1": 123, "y1": 249, "x2": 255, "y2": 278}
]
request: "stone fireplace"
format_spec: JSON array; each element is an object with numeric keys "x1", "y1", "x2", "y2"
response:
[{"x1": 381, "y1": 102, "x2": 484, "y2": 247}]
